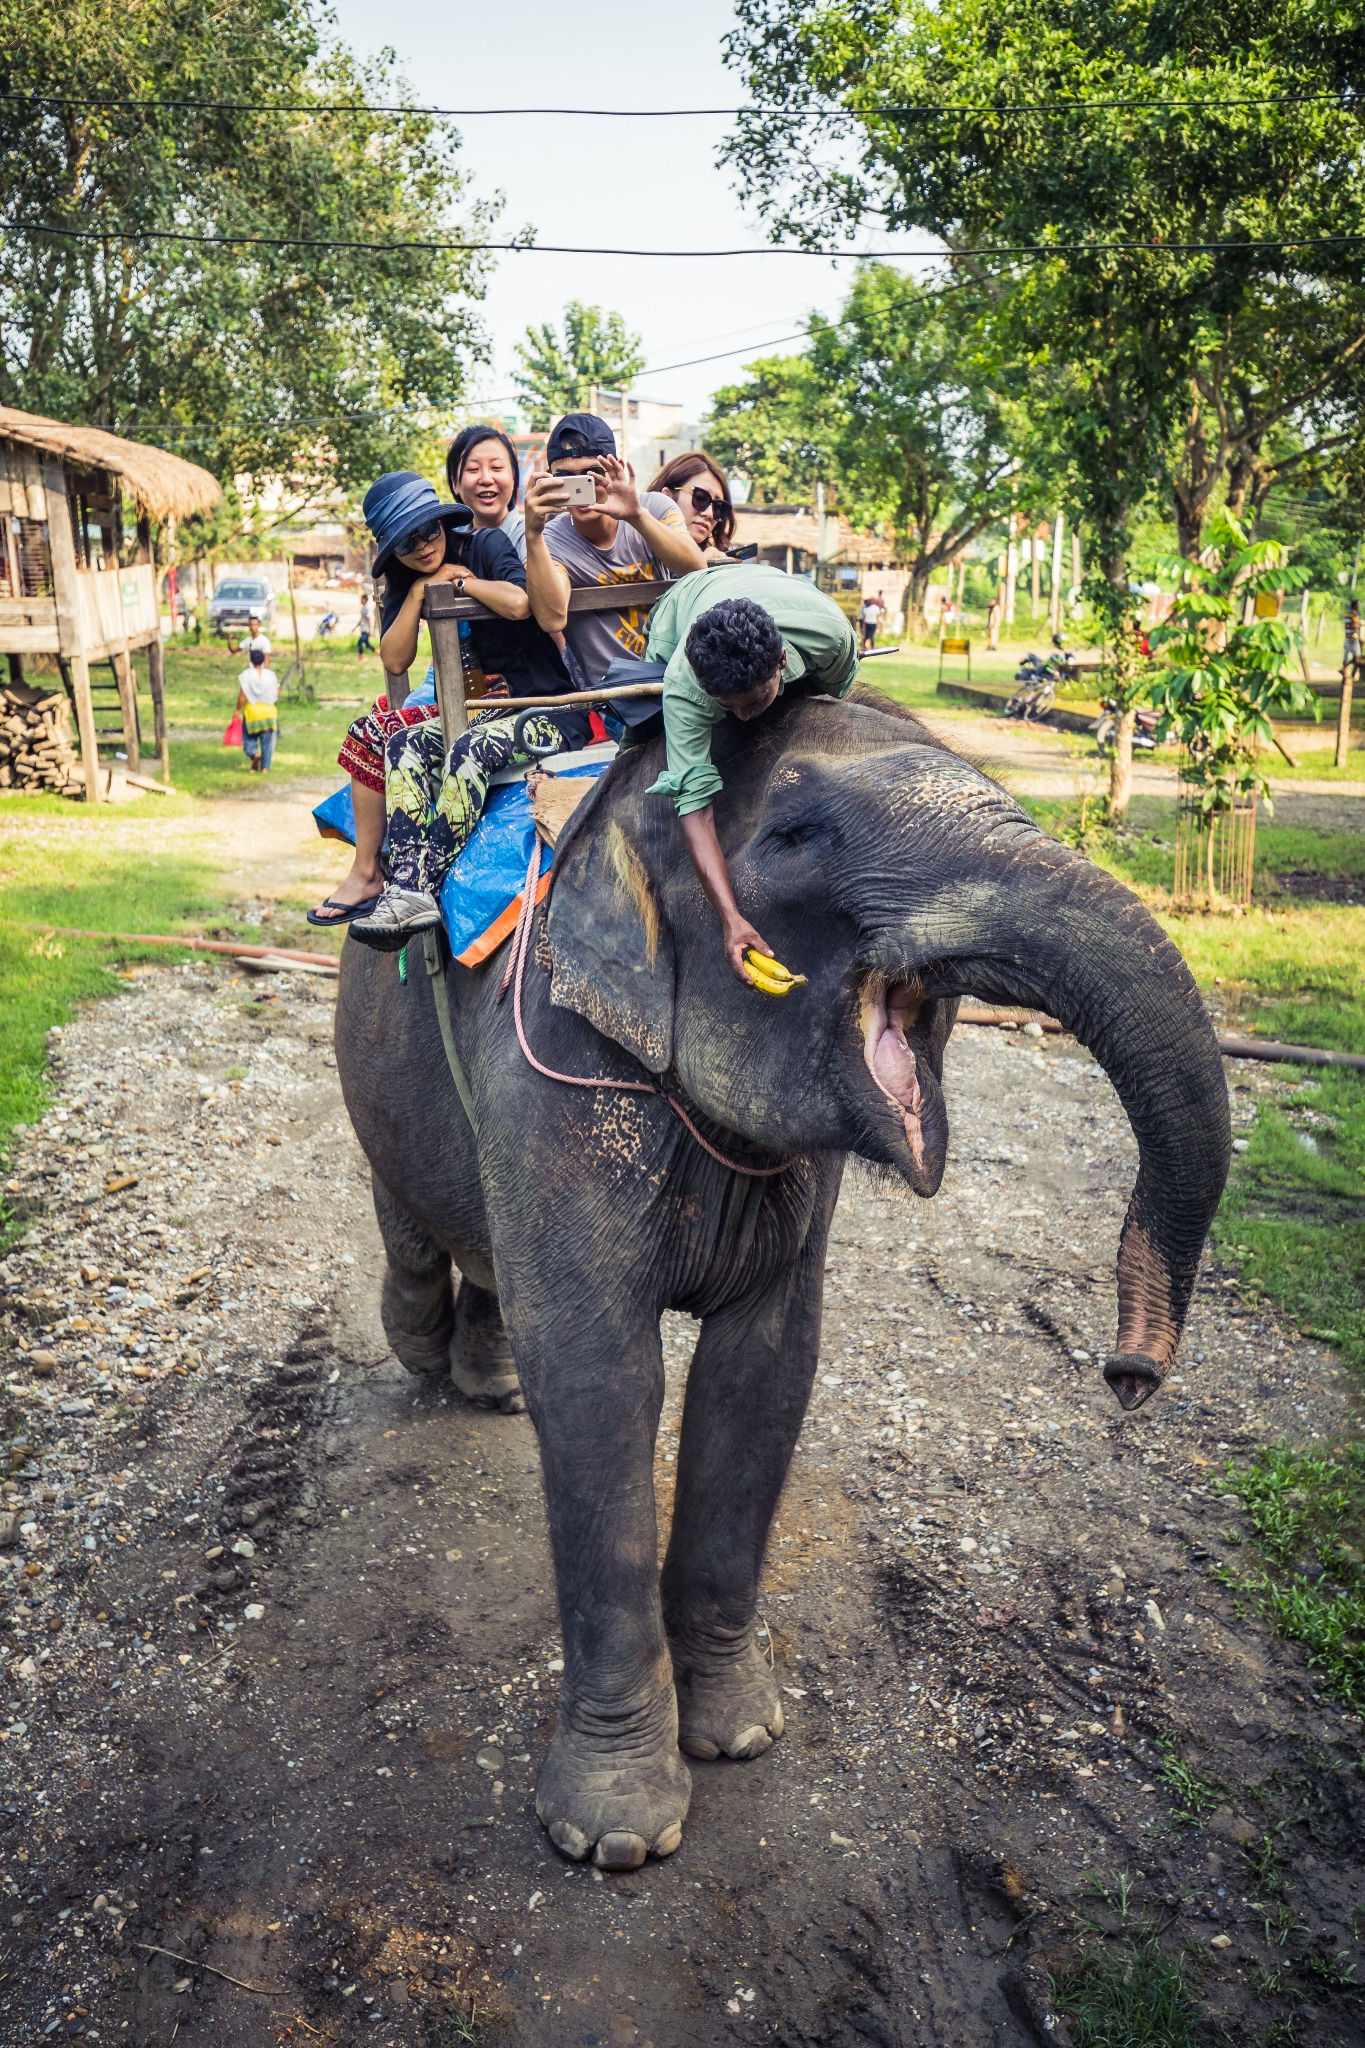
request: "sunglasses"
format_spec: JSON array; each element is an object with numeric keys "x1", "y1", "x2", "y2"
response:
[
  {"x1": 680, "y1": 484, "x2": 726, "y2": 518},
  {"x1": 397, "y1": 518, "x2": 444, "y2": 556}
]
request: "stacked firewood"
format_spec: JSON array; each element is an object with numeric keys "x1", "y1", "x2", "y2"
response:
[{"x1": 0, "y1": 684, "x2": 79, "y2": 792}]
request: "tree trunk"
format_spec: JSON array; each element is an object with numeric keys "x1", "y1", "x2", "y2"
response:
[
  {"x1": 1108, "y1": 707, "x2": 1136, "y2": 820},
  {"x1": 1174, "y1": 495, "x2": 1202, "y2": 561},
  {"x1": 906, "y1": 565, "x2": 931, "y2": 637}
]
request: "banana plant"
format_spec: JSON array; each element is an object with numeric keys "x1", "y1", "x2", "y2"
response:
[{"x1": 1146, "y1": 511, "x2": 1319, "y2": 817}]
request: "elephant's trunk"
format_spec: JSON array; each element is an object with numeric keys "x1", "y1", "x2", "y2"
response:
[{"x1": 858, "y1": 816, "x2": 1231, "y2": 1410}]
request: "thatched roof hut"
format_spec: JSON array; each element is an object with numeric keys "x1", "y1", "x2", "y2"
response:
[{"x1": 0, "y1": 406, "x2": 221, "y2": 522}]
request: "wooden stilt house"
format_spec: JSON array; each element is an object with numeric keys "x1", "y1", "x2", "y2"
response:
[{"x1": 0, "y1": 408, "x2": 220, "y2": 800}]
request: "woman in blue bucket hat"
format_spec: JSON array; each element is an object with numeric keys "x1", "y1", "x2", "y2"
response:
[{"x1": 321, "y1": 470, "x2": 589, "y2": 947}]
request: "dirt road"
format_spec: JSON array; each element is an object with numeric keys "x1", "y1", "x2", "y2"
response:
[{"x1": 2, "y1": 950, "x2": 1363, "y2": 2048}]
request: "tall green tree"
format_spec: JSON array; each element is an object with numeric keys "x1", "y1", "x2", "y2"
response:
[
  {"x1": 722, "y1": 0, "x2": 1365, "y2": 578},
  {"x1": 0, "y1": 0, "x2": 495, "y2": 496},
  {"x1": 708, "y1": 265, "x2": 1025, "y2": 626},
  {"x1": 513, "y1": 303, "x2": 646, "y2": 428},
  {"x1": 704, "y1": 353, "x2": 829, "y2": 505},
  {"x1": 810, "y1": 265, "x2": 1021, "y2": 625}
]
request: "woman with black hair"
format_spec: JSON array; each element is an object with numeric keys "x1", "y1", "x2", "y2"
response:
[
  {"x1": 310, "y1": 467, "x2": 582, "y2": 933},
  {"x1": 447, "y1": 424, "x2": 525, "y2": 559},
  {"x1": 648, "y1": 451, "x2": 735, "y2": 563}
]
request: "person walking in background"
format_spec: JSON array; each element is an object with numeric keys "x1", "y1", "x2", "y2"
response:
[
  {"x1": 1344, "y1": 596, "x2": 1361, "y2": 670},
  {"x1": 236, "y1": 645, "x2": 279, "y2": 775},
  {"x1": 859, "y1": 590, "x2": 885, "y2": 651},
  {"x1": 356, "y1": 592, "x2": 375, "y2": 658},
  {"x1": 227, "y1": 612, "x2": 271, "y2": 660},
  {"x1": 649, "y1": 451, "x2": 736, "y2": 564},
  {"x1": 987, "y1": 592, "x2": 1002, "y2": 652}
]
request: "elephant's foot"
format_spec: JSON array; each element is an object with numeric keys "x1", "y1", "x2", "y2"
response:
[
  {"x1": 381, "y1": 1260, "x2": 454, "y2": 1376},
  {"x1": 669, "y1": 1628, "x2": 785, "y2": 1762},
  {"x1": 449, "y1": 1277, "x2": 524, "y2": 1415},
  {"x1": 535, "y1": 1692, "x2": 691, "y2": 1870}
]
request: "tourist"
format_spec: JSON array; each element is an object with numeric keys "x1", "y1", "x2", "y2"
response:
[
  {"x1": 321, "y1": 471, "x2": 586, "y2": 947},
  {"x1": 446, "y1": 424, "x2": 526, "y2": 560},
  {"x1": 523, "y1": 413, "x2": 705, "y2": 687},
  {"x1": 648, "y1": 451, "x2": 736, "y2": 564}
]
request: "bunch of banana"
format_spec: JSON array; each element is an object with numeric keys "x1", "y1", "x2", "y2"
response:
[{"x1": 743, "y1": 947, "x2": 808, "y2": 997}]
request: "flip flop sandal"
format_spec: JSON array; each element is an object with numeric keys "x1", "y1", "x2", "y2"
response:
[{"x1": 307, "y1": 894, "x2": 383, "y2": 928}]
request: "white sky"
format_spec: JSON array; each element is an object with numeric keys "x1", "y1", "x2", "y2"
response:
[{"x1": 327, "y1": 0, "x2": 933, "y2": 426}]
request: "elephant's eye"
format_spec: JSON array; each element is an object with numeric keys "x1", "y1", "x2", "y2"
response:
[{"x1": 766, "y1": 820, "x2": 825, "y2": 850}]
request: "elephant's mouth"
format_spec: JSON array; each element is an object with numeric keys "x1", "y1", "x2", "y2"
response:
[{"x1": 859, "y1": 982, "x2": 949, "y2": 1196}]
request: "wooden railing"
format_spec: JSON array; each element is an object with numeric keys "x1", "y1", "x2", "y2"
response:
[{"x1": 421, "y1": 578, "x2": 673, "y2": 739}]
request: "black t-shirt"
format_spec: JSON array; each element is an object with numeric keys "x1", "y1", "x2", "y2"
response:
[{"x1": 380, "y1": 518, "x2": 577, "y2": 708}]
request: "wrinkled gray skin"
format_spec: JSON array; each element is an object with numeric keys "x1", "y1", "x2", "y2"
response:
[{"x1": 335, "y1": 691, "x2": 1230, "y2": 1871}]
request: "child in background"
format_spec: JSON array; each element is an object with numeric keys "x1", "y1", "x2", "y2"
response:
[{"x1": 237, "y1": 645, "x2": 279, "y2": 775}]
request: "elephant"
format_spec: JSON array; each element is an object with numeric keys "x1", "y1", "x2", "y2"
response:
[{"x1": 334, "y1": 686, "x2": 1231, "y2": 1872}]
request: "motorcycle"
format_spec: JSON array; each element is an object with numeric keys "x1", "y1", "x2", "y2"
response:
[
  {"x1": 1005, "y1": 633, "x2": 1081, "y2": 719},
  {"x1": 1005, "y1": 652, "x2": 1058, "y2": 720},
  {"x1": 316, "y1": 609, "x2": 339, "y2": 639},
  {"x1": 1093, "y1": 698, "x2": 1160, "y2": 754}
]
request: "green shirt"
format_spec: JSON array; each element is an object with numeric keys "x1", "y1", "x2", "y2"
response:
[{"x1": 643, "y1": 563, "x2": 861, "y2": 816}]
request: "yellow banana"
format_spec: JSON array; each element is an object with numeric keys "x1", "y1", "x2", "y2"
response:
[{"x1": 743, "y1": 947, "x2": 808, "y2": 995}]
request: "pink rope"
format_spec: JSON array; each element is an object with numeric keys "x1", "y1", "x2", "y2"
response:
[{"x1": 508, "y1": 843, "x2": 794, "y2": 1180}]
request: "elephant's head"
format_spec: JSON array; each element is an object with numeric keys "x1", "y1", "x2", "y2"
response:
[{"x1": 546, "y1": 691, "x2": 1230, "y2": 1411}]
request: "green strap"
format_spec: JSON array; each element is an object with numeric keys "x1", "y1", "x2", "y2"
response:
[{"x1": 421, "y1": 927, "x2": 478, "y2": 1135}]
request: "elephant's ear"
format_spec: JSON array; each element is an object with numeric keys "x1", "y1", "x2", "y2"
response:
[{"x1": 548, "y1": 809, "x2": 675, "y2": 1074}]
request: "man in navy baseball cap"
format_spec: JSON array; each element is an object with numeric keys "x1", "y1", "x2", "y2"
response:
[{"x1": 544, "y1": 412, "x2": 618, "y2": 466}]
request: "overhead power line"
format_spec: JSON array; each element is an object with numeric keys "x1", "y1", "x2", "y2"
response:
[
  {"x1": 0, "y1": 89, "x2": 1358, "y2": 118},
  {"x1": 5, "y1": 219, "x2": 1365, "y2": 260}
]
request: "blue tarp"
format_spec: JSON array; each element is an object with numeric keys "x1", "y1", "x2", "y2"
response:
[{"x1": 312, "y1": 760, "x2": 608, "y2": 960}]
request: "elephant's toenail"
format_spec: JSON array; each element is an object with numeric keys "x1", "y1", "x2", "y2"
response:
[
  {"x1": 593, "y1": 1832, "x2": 648, "y2": 1871},
  {"x1": 770, "y1": 1701, "x2": 785, "y2": 1739},
  {"x1": 680, "y1": 1735, "x2": 722, "y2": 1760},
  {"x1": 651, "y1": 1822, "x2": 683, "y2": 1858},
  {"x1": 548, "y1": 1821, "x2": 591, "y2": 1860},
  {"x1": 501, "y1": 1391, "x2": 526, "y2": 1414},
  {"x1": 730, "y1": 1724, "x2": 773, "y2": 1759}
]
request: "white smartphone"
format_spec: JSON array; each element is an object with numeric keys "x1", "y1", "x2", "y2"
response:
[{"x1": 559, "y1": 474, "x2": 599, "y2": 507}]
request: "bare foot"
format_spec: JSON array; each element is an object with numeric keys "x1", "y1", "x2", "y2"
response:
[
  {"x1": 669, "y1": 1628, "x2": 785, "y2": 1761},
  {"x1": 536, "y1": 1661, "x2": 691, "y2": 1869}
]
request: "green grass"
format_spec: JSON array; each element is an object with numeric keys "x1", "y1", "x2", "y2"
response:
[
  {"x1": 0, "y1": 828, "x2": 221, "y2": 1239},
  {"x1": 16, "y1": 635, "x2": 387, "y2": 802},
  {"x1": 1155, "y1": 1740, "x2": 1228, "y2": 1826},
  {"x1": 1021, "y1": 791, "x2": 1365, "y2": 1712},
  {"x1": 1050, "y1": 1889, "x2": 1201, "y2": 2048},
  {"x1": 1216, "y1": 1445, "x2": 1365, "y2": 1708},
  {"x1": 150, "y1": 636, "x2": 379, "y2": 796}
]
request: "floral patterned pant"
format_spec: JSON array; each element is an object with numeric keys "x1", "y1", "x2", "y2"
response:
[{"x1": 383, "y1": 710, "x2": 564, "y2": 897}]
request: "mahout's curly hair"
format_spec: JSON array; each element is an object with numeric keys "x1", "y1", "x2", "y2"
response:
[{"x1": 685, "y1": 598, "x2": 785, "y2": 699}]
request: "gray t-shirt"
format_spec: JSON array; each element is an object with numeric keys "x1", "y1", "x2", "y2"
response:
[{"x1": 544, "y1": 491, "x2": 690, "y2": 684}]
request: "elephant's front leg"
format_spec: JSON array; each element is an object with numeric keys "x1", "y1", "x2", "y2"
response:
[
  {"x1": 661, "y1": 1234, "x2": 827, "y2": 1763},
  {"x1": 518, "y1": 1311, "x2": 691, "y2": 1872}
]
